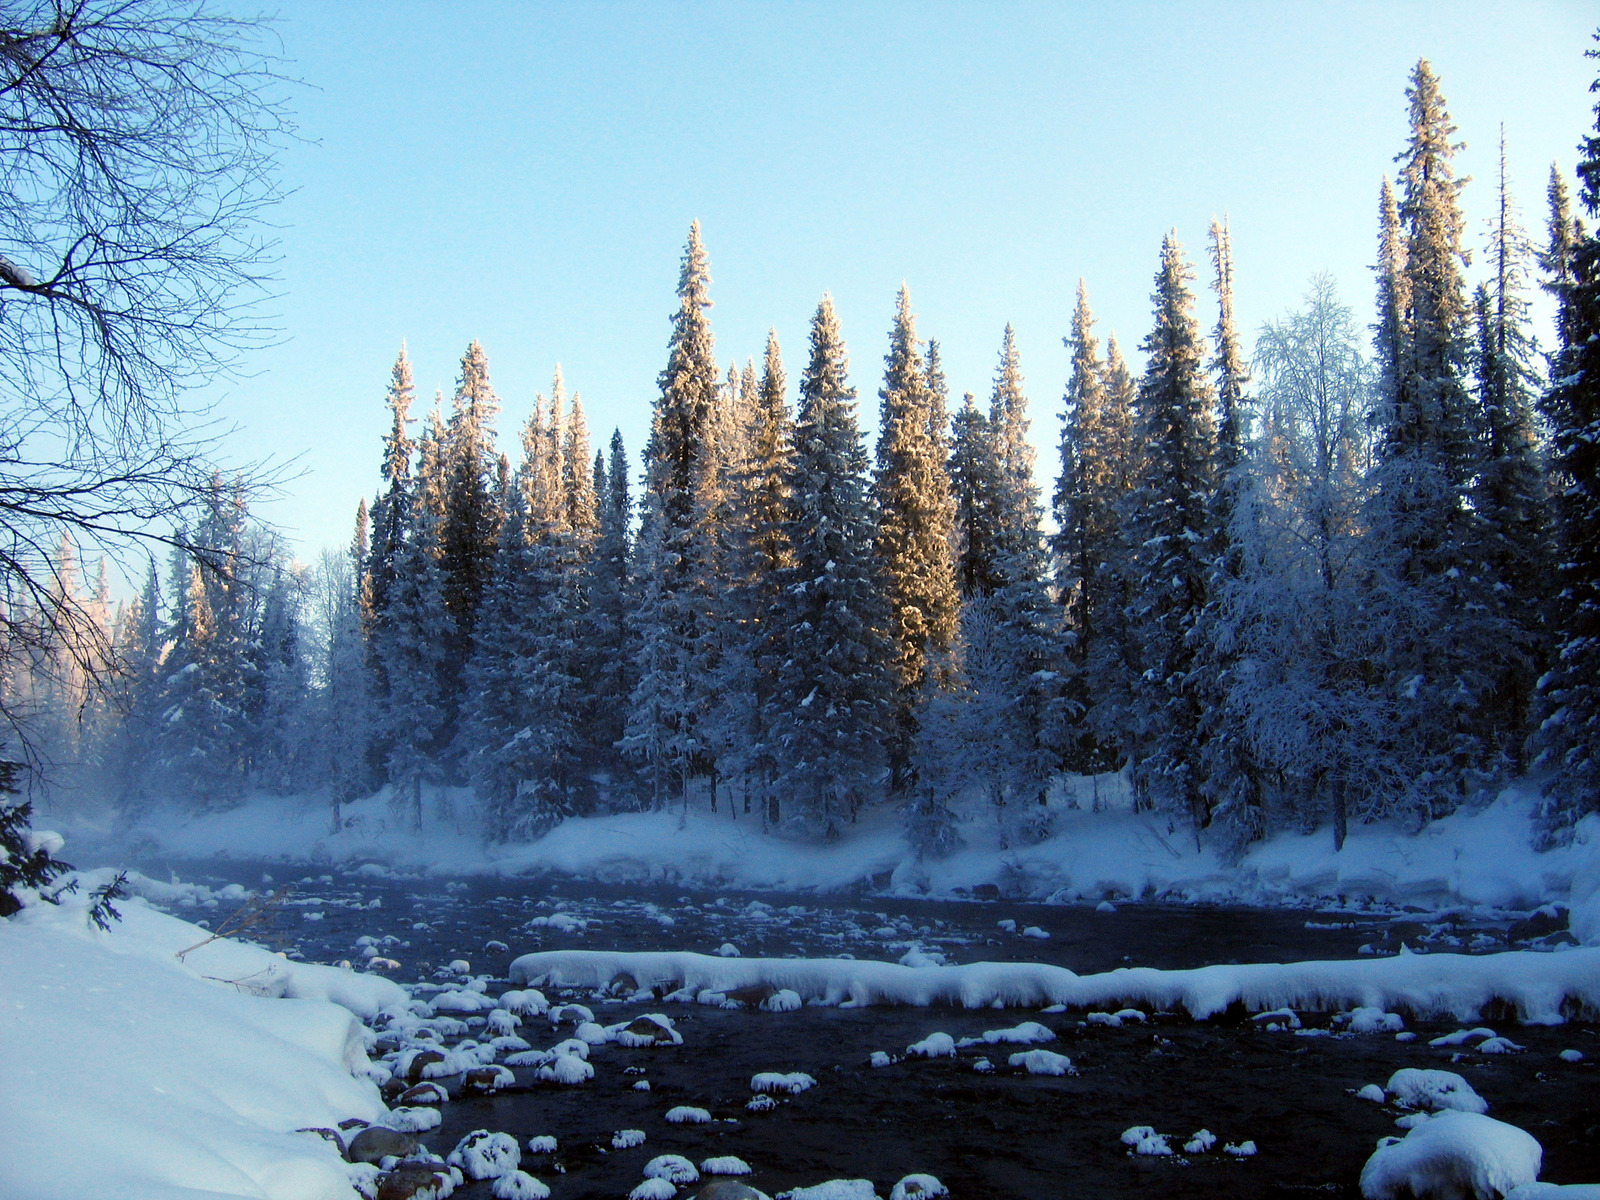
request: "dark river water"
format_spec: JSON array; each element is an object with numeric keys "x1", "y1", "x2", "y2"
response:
[{"x1": 132, "y1": 859, "x2": 1600, "y2": 1199}]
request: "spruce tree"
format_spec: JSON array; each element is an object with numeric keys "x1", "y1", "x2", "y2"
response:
[
  {"x1": 1125, "y1": 233, "x2": 1217, "y2": 827},
  {"x1": 1470, "y1": 132, "x2": 1551, "y2": 766},
  {"x1": 1054, "y1": 283, "x2": 1138, "y2": 770},
  {"x1": 871, "y1": 285, "x2": 959, "y2": 787},
  {"x1": 624, "y1": 223, "x2": 722, "y2": 805},
  {"x1": 1536, "y1": 44, "x2": 1600, "y2": 832},
  {"x1": 768, "y1": 295, "x2": 893, "y2": 835},
  {"x1": 949, "y1": 391, "x2": 1002, "y2": 596},
  {"x1": 581, "y1": 430, "x2": 634, "y2": 794},
  {"x1": 436, "y1": 339, "x2": 504, "y2": 771}
]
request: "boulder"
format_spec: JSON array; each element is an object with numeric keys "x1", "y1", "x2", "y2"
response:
[
  {"x1": 376, "y1": 1164, "x2": 456, "y2": 1200},
  {"x1": 348, "y1": 1126, "x2": 420, "y2": 1165}
]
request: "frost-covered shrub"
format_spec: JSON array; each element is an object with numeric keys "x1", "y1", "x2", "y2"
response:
[{"x1": 0, "y1": 762, "x2": 71, "y2": 917}]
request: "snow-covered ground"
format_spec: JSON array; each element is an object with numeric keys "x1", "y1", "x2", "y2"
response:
[
  {"x1": 0, "y1": 871, "x2": 400, "y2": 1200},
  {"x1": 67, "y1": 781, "x2": 1600, "y2": 941}
]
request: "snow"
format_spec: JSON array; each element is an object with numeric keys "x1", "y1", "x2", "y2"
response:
[
  {"x1": 644, "y1": 1154, "x2": 700, "y2": 1184},
  {"x1": 703, "y1": 1156, "x2": 754, "y2": 1175},
  {"x1": 869, "y1": 1050, "x2": 893, "y2": 1067},
  {"x1": 448, "y1": 1130, "x2": 521, "y2": 1180},
  {"x1": 1121, "y1": 1126, "x2": 1173, "y2": 1155},
  {"x1": 665, "y1": 1105, "x2": 713, "y2": 1124},
  {"x1": 96, "y1": 785, "x2": 1600, "y2": 932},
  {"x1": 1184, "y1": 1129, "x2": 1217, "y2": 1153},
  {"x1": 752, "y1": 1071, "x2": 817, "y2": 1094},
  {"x1": 1008, "y1": 1048, "x2": 1074, "y2": 1075},
  {"x1": 1360, "y1": 1111, "x2": 1542, "y2": 1200},
  {"x1": 511, "y1": 946, "x2": 1600, "y2": 1024},
  {"x1": 526, "y1": 1135, "x2": 558, "y2": 1154},
  {"x1": 889, "y1": 1176, "x2": 949, "y2": 1199},
  {"x1": 957, "y1": 1020, "x2": 1055, "y2": 1046},
  {"x1": 492, "y1": 1171, "x2": 551, "y2": 1200},
  {"x1": 534, "y1": 1053, "x2": 593, "y2": 1084},
  {"x1": 1386, "y1": 1069, "x2": 1489, "y2": 1114},
  {"x1": 906, "y1": 1032, "x2": 957, "y2": 1057},
  {"x1": 613, "y1": 1129, "x2": 647, "y2": 1149},
  {"x1": 782, "y1": 1182, "x2": 881, "y2": 1200},
  {"x1": 1225, "y1": 1141, "x2": 1258, "y2": 1157},
  {"x1": 629, "y1": 1179, "x2": 678, "y2": 1200},
  {"x1": 1558, "y1": 1049, "x2": 1584, "y2": 1063},
  {"x1": 0, "y1": 877, "x2": 388, "y2": 1200},
  {"x1": 1358, "y1": 1084, "x2": 1388, "y2": 1103}
]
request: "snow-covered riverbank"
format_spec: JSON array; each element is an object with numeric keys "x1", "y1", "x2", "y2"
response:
[{"x1": 70, "y1": 783, "x2": 1600, "y2": 943}]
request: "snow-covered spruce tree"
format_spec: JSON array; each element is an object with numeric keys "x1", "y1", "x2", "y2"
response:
[
  {"x1": 768, "y1": 295, "x2": 894, "y2": 836},
  {"x1": 319, "y1": 511, "x2": 371, "y2": 828},
  {"x1": 1194, "y1": 216, "x2": 1265, "y2": 846},
  {"x1": 949, "y1": 391, "x2": 1002, "y2": 597},
  {"x1": 1053, "y1": 284, "x2": 1139, "y2": 772},
  {"x1": 1469, "y1": 133, "x2": 1552, "y2": 768},
  {"x1": 1535, "y1": 49, "x2": 1600, "y2": 835},
  {"x1": 711, "y1": 332, "x2": 794, "y2": 820},
  {"x1": 982, "y1": 325, "x2": 1064, "y2": 822},
  {"x1": 380, "y1": 461, "x2": 451, "y2": 831},
  {"x1": 1217, "y1": 276, "x2": 1382, "y2": 849},
  {"x1": 1124, "y1": 233, "x2": 1217, "y2": 826},
  {"x1": 872, "y1": 285, "x2": 959, "y2": 790},
  {"x1": 580, "y1": 430, "x2": 634, "y2": 798},
  {"x1": 363, "y1": 344, "x2": 415, "y2": 728},
  {"x1": 1364, "y1": 61, "x2": 1495, "y2": 817},
  {"x1": 435, "y1": 339, "x2": 504, "y2": 775},
  {"x1": 109, "y1": 559, "x2": 163, "y2": 820},
  {"x1": 255, "y1": 562, "x2": 313, "y2": 797},
  {"x1": 624, "y1": 223, "x2": 723, "y2": 807},
  {"x1": 0, "y1": 760, "x2": 69, "y2": 917}
]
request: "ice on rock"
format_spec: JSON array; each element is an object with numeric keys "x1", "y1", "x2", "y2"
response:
[
  {"x1": 1558, "y1": 1049, "x2": 1584, "y2": 1063},
  {"x1": 634, "y1": 1079, "x2": 652, "y2": 1091},
  {"x1": 1477, "y1": 1037, "x2": 1525, "y2": 1054},
  {"x1": 1505, "y1": 1185, "x2": 1600, "y2": 1198},
  {"x1": 448, "y1": 960, "x2": 471, "y2": 975},
  {"x1": 534, "y1": 1054, "x2": 593, "y2": 1085},
  {"x1": 550, "y1": 1037, "x2": 591, "y2": 1060},
  {"x1": 574, "y1": 1020, "x2": 610, "y2": 1044},
  {"x1": 889, "y1": 1175, "x2": 949, "y2": 1199},
  {"x1": 612, "y1": 1129, "x2": 647, "y2": 1150},
  {"x1": 972, "y1": 1057, "x2": 994, "y2": 1073},
  {"x1": 549, "y1": 1002, "x2": 596, "y2": 1026},
  {"x1": 1387, "y1": 1069, "x2": 1489, "y2": 1114},
  {"x1": 998, "y1": 919, "x2": 1018, "y2": 932},
  {"x1": 1357, "y1": 1084, "x2": 1388, "y2": 1104},
  {"x1": 1121, "y1": 1126, "x2": 1173, "y2": 1156},
  {"x1": 629, "y1": 1179, "x2": 677, "y2": 1200},
  {"x1": 666, "y1": 1105, "x2": 713, "y2": 1124},
  {"x1": 1096, "y1": 901, "x2": 1118, "y2": 913},
  {"x1": 644, "y1": 1154, "x2": 700, "y2": 1184},
  {"x1": 746, "y1": 1094, "x2": 778, "y2": 1112},
  {"x1": 1395, "y1": 1113, "x2": 1434, "y2": 1130},
  {"x1": 719, "y1": 943, "x2": 741, "y2": 957},
  {"x1": 1183, "y1": 1129, "x2": 1218, "y2": 1154},
  {"x1": 486, "y1": 1009, "x2": 521, "y2": 1035},
  {"x1": 868, "y1": 1051, "x2": 893, "y2": 1068},
  {"x1": 1360, "y1": 1111, "x2": 1540, "y2": 1200},
  {"x1": 1225, "y1": 1141, "x2": 1258, "y2": 1157},
  {"x1": 448, "y1": 1130, "x2": 521, "y2": 1180},
  {"x1": 1008, "y1": 1049, "x2": 1074, "y2": 1075},
  {"x1": 763, "y1": 988, "x2": 803, "y2": 1013},
  {"x1": 433, "y1": 989, "x2": 497, "y2": 1014},
  {"x1": 702, "y1": 1156, "x2": 753, "y2": 1175},
  {"x1": 781, "y1": 1181, "x2": 882, "y2": 1200},
  {"x1": 611, "y1": 1013, "x2": 683, "y2": 1047},
  {"x1": 527, "y1": 1136, "x2": 558, "y2": 1155},
  {"x1": 906, "y1": 1032, "x2": 956, "y2": 1058},
  {"x1": 1022, "y1": 926, "x2": 1050, "y2": 939},
  {"x1": 1252, "y1": 1007, "x2": 1303, "y2": 1030},
  {"x1": 492, "y1": 1170, "x2": 551, "y2": 1200},
  {"x1": 752, "y1": 1072, "x2": 816, "y2": 1095}
]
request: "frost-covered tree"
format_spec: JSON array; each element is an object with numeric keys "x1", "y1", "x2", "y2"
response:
[
  {"x1": 1125, "y1": 233, "x2": 1217, "y2": 826},
  {"x1": 1469, "y1": 132, "x2": 1551, "y2": 766},
  {"x1": 1536, "y1": 46, "x2": 1600, "y2": 833},
  {"x1": 1053, "y1": 284, "x2": 1138, "y2": 770},
  {"x1": 872, "y1": 285, "x2": 958, "y2": 787},
  {"x1": 1215, "y1": 277, "x2": 1381, "y2": 849},
  {"x1": 949, "y1": 391, "x2": 1002, "y2": 596},
  {"x1": 625, "y1": 223, "x2": 722, "y2": 805},
  {"x1": 436, "y1": 339, "x2": 504, "y2": 769},
  {"x1": 581, "y1": 430, "x2": 633, "y2": 793},
  {"x1": 768, "y1": 295, "x2": 893, "y2": 834},
  {"x1": 1365, "y1": 61, "x2": 1495, "y2": 814}
]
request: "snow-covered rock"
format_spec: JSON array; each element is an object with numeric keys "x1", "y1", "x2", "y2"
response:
[
  {"x1": 665, "y1": 1105, "x2": 713, "y2": 1124},
  {"x1": 751, "y1": 1071, "x2": 816, "y2": 1094},
  {"x1": 1386, "y1": 1069, "x2": 1489, "y2": 1114},
  {"x1": 448, "y1": 1130, "x2": 521, "y2": 1180},
  {"x1": 702, "y1": 1156, "x2": 754, "y2": 1175},
  {"x1": 644, "y1": 1154, "x2": 700, "y2": 1184},
  {"x1": 612, "y1": 1129, "x2": 647, "y2": 1150},
  {"x1": 1360, "y1": 1111, "x2": 1541, "y2": 1200},
  {"x1": 1121, "y1": 1126, "x2": 1173, "y2": 1156},
  {"x1": 906, "y1": 1032, "x2": 956, "y2": 1058},
  {"x1": 492, "y1": 1171, "x2": 551, "y2": 1200},
  {"x1": 1008, "y1": 1049, "x2": 1074, "y2": 1075},
  {"x1": 889, "y1": 1176, "x2": 948, "y2": 1199}
]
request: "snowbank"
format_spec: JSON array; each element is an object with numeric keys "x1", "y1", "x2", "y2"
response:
[
  {"x1": 0, "y1": 878, "x2": 391, "y2": 1200},
  {"x1": 72, "y1": 782, "x2": 1600, "y2": 931},
  {"x1": 510, "y1": 946, "x2": 1600, "y2": 1023}
]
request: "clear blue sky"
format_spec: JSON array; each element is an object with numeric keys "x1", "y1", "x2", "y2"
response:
[{"x1": 216, "y1": 1, "x2": 1596, "y2": 560}]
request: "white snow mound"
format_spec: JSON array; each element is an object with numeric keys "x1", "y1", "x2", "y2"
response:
[
  {"x1": 1387, "y1": 1069, "x2": 1489, "y2": 1114},
  {"x1": 1360, "y1": 1111, "x2": 1541, "y2": 1200}
]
